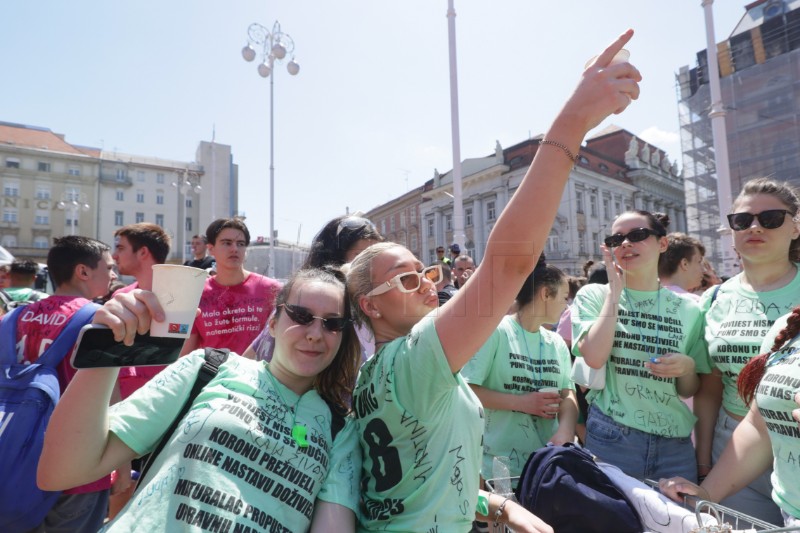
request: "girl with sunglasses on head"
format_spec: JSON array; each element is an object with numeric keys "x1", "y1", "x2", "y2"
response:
[
  {"x1": 346, "y1": 31, "x2": 640, "y2": 533},
  {"x1": 38, "y1": 267, "x2": 363, "y2": 532},
  {"x1": 572, "y1": 210, "x2": 709, "y2": 482},
  {"x1": 244, "y1": 214, "x2": 384, "y2": 362},
  {"x1": 660, "y1": 306, "x2": 800, "y2": 528},
  {"x1": 692, "y1": 177, "x2": 800, "y2": 525},
  {"x1": 462, "y1": 259, "x2": 578, "y2": 485}
]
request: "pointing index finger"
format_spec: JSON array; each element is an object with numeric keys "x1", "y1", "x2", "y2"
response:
[{"x1": 592, "y1": 29, "x2": 634, "y2": 69}]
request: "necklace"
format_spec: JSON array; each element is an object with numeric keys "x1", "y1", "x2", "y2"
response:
[
  {"x1": 515, "y1": 315, "x2": 545, "y2": 388},
  {"x1": 265, "y1": 366, "x2": 309, "y2": 448},
  {"x1": 622, "y1": 284, "x2": 662, "y2": 358}
]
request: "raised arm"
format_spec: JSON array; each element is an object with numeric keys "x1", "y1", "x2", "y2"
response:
[
  {"x1": 659, "y1": 399, "x2": 773, "y2": 504},
  {"x1": 575, "y1": 247, "x2": 623, "y2": 367},
  {"x1": 38, "y1": 290, "x2": 166, "y2": 491},
  {"x1": 436, "y1": 30, "x2": 642, "y2": 373}
]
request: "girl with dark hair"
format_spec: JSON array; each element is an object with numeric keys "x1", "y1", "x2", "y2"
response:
[
  {"x1": 38, "y1": 267, "x2": 363, "y2": 531},
  {"x1": 463, "y1": 261, "x2": 577, "y2": 480},
  {"x1": 572, "y1": 209, "x2": 708, "y2": 481},
  {"x1": 660, "y1": 307, "x2": 800, "y2": 527},
  {"x1": 245, "y1": 214, "x2": 383, "y2": 362},
  {"x1": 693, "y1": 177, "x2": 800, "y2": 525},
  {"x1": 658, "y1": 232, "x2": 706, "y2": 300},
  {"x1": 303, "y1": 215, "x2": 384, "y2": 269}
]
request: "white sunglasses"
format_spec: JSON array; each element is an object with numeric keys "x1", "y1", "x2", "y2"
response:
[{"x1": 367, "y1": 264, "x2": 443, "y2": 296}]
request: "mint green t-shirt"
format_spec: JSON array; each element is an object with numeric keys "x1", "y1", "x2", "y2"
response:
[
  {"x1": 758, "y1": 315, "x2": 800, "y2": 519},
  {"x1": 701, "y1": 269, "x2": 800, "y2": 417},
  {"x1": 353, "y1": 313, "x2": 484, "y2": 533},
  {"x1": 572, "y1": 284, "x2": 708, "y2": 438},
  {"x1": 106, "y1": 352, "x2": 361, "y2": 532},
  {"x1": 462, "y1": 315, "x2": 574, "y2": 479}
]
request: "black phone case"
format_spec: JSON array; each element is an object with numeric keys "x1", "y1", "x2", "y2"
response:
[{"x1": 71, "y1": 326, "x2": 185, "y2": 368}]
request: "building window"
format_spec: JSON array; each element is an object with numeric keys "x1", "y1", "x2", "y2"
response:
[
  {"x1": 427, "y1": 218, "x2": 434, "y2": 237},
  {"x1": 465, "y1": 207, "x2": 473, "y2": 227},
  {"x1": 37, "y1": 162, "x2": 51, "y2": 172},
  {"x1": 429, "y1": 248, "x2": 436, "y2": 264},
  {"x1": 578, "y1": 230, "x2": 586, "y2": 255},
  {"x1": 592, "y1": 232, "x2": 600, "y2": 255},
  {"x1": 114, "y1": 211, "x2": 124, "y2": 226},
  {"x1": 185, "y1": 197, "x2": 193, "y2": 208},
  {"x1": 3, "y1": 209, "x2": 18, "y2": 223},
  {"x1": 65, "y1": 187, "x2": 80, "y2": 201},
  {"x1": 486, "y1": 201, "x2": 496, "y2": 221},
  {"x1": 35, "y1": 185, "x2": 51, "y2": 200},
  {"x1": 575, "y1": 190, "x2": 585, "y2": 214},
  {"x1": 1, "y1": 235, "x2": 16, "y2": 248},
  {"x1": 5, "y1": 158, "x2": 19, "y2": 169},
  {"x1": 615, "y1": 199, "x2": 622, "y2": 216},
  {"x1": 116, "y1": 190, "x2": 124, "y2": 201},
  {"x1": 136, "y1": 212, "x2": 145, "y2": 223},
  {"x1": 730, "y1": 32, "x2": 756, "y2": 70},
  {"x1": 603, "y1": 197, "x2": 611, "y2": 220},
  {"x1": 400, "y1": 212, "x2": 406, "y2": 228},
  {"x1": 381, "y1": 220, "x2": 386, "y2": 234},
  {"x1": 598, "y1": 163, "x2": 609, "y2": 173},
  {"x1": 116, "y1": 169, "x2": 126, "y2": 182},
  {"x1": 410, "y1": 232, "x2": 418, "y2": 251},
  {"x1": 546, "y1": 232, "x2": 558, "y2": 254},
  {"x1": 68, "y1": 166, "x2": 80, "y2": 176},
  {"x1": 66, "y1": 217, "x2": 78, "y2": 228},
  {"x1": 390, "y1": 216, "x2": 396, "y2": 232},
  {"x1": 137, "y1": 171, "x2": 145, "y2": 182},
  {"x1": 156, "y1": 172, "x2": 165, "y2": 184},
  {"x1": 590, "y1": 195, "x2": 598, "y2": 217},
  {"x1": 156, "y1": 191, "x2": 164, "y2": 205},
  {"x1": 186, "y1": 217, "x2": 192, "y2": 232},
  {"x1": 35, "y1": 211, "x2": 49, "y2": 225},
  {"x1": 445, "y1": 214, "x2": 452, "y2": 231},
  {"x1": 3, "y1": 182, "x2": 19, "y2": 197},
  {"x1": 155, "y1": 214, "x2": 164, "y2": 227},
  {"x1": 33, "y1": 236, "x2": 49, "y2": 249},
  {"x1": 136, "y1": 190, "x2": 144, "y2": 203}
]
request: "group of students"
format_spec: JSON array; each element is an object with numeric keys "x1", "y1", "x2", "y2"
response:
[{"x1": 28, "y1": 28, "x2": 800, "y2": 532}]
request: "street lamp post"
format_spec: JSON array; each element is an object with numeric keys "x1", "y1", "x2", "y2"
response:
[
  {"x1": 172, "y1": 170, "x2": 202, "y2": 264},
  {"x1": 241, "y1": 20, "x2": 300, "y2": 278},
  {"x1": 56, "y1": 191, "x2": 90, "y2": 236}
]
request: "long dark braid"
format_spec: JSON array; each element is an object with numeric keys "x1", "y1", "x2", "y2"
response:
[{"x1": 738, "y1": 307, "x2": 800, "y2": 405}]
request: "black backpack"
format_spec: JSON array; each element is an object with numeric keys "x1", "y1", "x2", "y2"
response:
[{"x1": 515, "y1": 443, "x2": 641, "y2": 533}]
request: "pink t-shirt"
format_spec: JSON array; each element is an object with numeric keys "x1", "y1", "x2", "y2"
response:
[
  {"x1": 16, "y1": 295, "x2": 110, "y2": 494},
  {"x1": 191, "y1": 273, "x2": 282, "y2": 354}
]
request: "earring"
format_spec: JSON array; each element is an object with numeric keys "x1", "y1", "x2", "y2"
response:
[{"x1": 375, "y1": 312, "x2": 381, "y2": 318}]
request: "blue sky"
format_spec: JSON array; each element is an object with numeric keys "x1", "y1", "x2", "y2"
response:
[{"x1": 0, "y1": 1, "x2": 745, "y2": 245}]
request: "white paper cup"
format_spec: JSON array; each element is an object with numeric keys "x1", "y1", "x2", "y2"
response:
[
  {"x1": 540, "y1": 387, "x2": 562, "y2": 408},
  {"x1": 150, "y1": 264, "x2": 209, "y2": 338}
]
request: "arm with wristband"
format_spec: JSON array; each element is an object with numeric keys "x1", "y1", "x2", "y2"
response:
[{"x1": 476, "y1": 490, "x2": 553, "y2": 533}]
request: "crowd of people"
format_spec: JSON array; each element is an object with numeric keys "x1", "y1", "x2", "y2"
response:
[{"x1": 2, "y1": 28, "x2": 800, "y2": 533}]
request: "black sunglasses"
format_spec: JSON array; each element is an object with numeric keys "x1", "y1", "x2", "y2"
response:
[
  {"x1": 604, "y1": 228, "x2": 661, "y2": 248},
  {"x1": 280, "y1": 304, "x2": 350, "y2": 332},
  {"x1": 726, "y1": 209, "x2": 792, "y2": 231}
]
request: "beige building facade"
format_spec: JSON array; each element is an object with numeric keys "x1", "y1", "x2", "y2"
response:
[{"x1": 0, "y1": 121, "x2": 237, "y2": 262}]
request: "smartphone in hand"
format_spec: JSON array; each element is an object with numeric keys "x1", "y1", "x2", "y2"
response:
[{"x1": 71, "y1": 324, "x2": 185, "y2": 369}]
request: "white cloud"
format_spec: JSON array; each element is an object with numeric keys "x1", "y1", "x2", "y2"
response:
[{"x1": 638, "y1": 127, "x2": 681, "y2": 161}]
